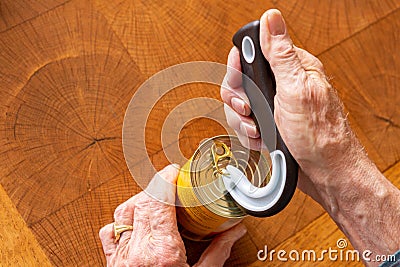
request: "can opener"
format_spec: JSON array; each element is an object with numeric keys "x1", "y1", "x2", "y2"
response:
[{"x1": 222, "y1": 21, "x2": 298, "y2": 217}]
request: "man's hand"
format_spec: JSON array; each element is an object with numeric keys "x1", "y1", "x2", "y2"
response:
[
  {"x1": 221, "y1": 9, "x2": 400, "y2": 263},
  {"x1": 221, "y1": 9, "x2": 365, "y2": 203},
  {"x1": 99, "y1": 165, "x2": 247, "y2": 266}
]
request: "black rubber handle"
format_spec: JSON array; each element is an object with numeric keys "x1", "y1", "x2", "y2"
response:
[{"x1": 232, "y1": 20, "x2": 298, "y2": 217}]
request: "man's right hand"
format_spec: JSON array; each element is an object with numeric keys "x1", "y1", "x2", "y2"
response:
[
  {"x1": 221, "y1": 9, "x2": 361, "y2": 199},
  {"x1": 221, "y1": 9, "x2": 400, "y2": 262}
]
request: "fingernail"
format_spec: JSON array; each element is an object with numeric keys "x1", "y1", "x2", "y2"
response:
[
  {"x1": 241, "y1": 122, "x2": 260, "y2": 138},
  {"x1": 267, "y1": 10, "x2": 285, "y2": 36},
  {"x1": 231, "y1": 98, "x2": 246, "y2": 115}
]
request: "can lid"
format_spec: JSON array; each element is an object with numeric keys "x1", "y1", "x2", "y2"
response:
[
  {"x1": 190, "y1": 135, "x2": 249, "y2": 218},
  {"x1": 222, "y1": 150, "x2": 287, "y2": 214}
]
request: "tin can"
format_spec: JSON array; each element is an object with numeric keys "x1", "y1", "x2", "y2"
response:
[{"x1": 176, "y1": 135, "x2": 270, "y2": 241}]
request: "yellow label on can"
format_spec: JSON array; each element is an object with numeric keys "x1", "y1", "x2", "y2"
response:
[{"x1": 176, "y1": 159, "x2": 230, "y2": 239}]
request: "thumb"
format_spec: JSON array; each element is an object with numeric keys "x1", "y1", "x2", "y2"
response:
[
  {"x1": 145, "y1": 164, "x2": 180, "y2": 205},
  {"x1": 259, "y1": 9, "x2": 306, "y2": 93},
  {"x1": 143, "y1": 164, "x2": 181, "y2": 237},
  {"x1": 193, "y1": 224, "x2": 247, "y2": 267}
]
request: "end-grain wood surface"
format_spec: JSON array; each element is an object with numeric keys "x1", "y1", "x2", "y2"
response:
[{"x1": 0, "y1": 0, "x2": 399, "y2": 266}]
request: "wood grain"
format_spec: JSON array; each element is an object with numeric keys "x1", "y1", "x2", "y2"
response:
[
  {"x1": 243, "y1": 190, "x2": 325, "y2": 250},
  {"x1": 29, "y1": 146, "x2": 259, "y2": 266},
  {"x1": 0, "y1": 184, "x2": 51, "y2": 266},
  {"x1": 91, "y1": 0, "x2": 290, "y2": 76},
  {"x1": 276, "y1": 0, "x2": 400, "y2": 55},
  {"x1": 249, "y1": 213, "x2": 361, "y2": 267},
  {"x1": 0, "y1": 0, "x2": 145, "y2": 224},
  {"x1": 319, "y1": 8, "x2": 400, "y2": 171},
  {"x1": 0, "y1": 0, "x2": 398, "y2": 266},
  {"x1": 0, "y1": 0, "x2": 69, "y2": 32},
  {"x1": 30, "y1": 167, "x2": 138, "y2": 266},
  {"x1": 143, "y1": 83, "x2": 228, "y2": 157},
  {"x1": 28, "y1": 129, "x2": 324, "y2": 266},
  {"x1": 249, "y1": 161, "x2": 400, "y2": 266}
]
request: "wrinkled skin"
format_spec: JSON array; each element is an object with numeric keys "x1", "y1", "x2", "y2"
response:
[
  {"x1": 99, "y1": 165, "x2": 247, "y2": 266},
  {"x1": 99, "y1": 9, "x2": 400, "y2": 267},
  {"x1": 220, "y1": 9, "x2": 358, "y2": 203},
  {"x1": 221, "y1": 9, "x2": 400, "y2": 266}
]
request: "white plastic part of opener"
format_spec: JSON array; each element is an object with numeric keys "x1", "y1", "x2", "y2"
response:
[
  {"x1": 242, "y1": 36, "x2": 255, "y2": 64},
  {"x1": 222, "y1": 150, "x2": 286, "y2": 212}
]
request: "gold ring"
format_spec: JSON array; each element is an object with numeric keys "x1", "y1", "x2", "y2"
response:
[{"x1": 113, "y1": 223, "x2": 133, "y2": 243}]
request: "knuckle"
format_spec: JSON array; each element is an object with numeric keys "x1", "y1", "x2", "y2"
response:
[
  {"x1": 315, "y1": 58, "x2": 324, "y2": 71},
  {"x1": 135, "y1": 195, "x2": 152, "y2": 208},
  {"x1": 114, "y1": 203, "x2": 129, "y2": 221},
  {"x1": 274, "y1": 40, "x2": 295, "y2": 57},
  {"x1": 220, "y1": 89, "x2": 232, "y2": 105},
  {"x1": 224, "y1": 105, "x2": 240, "y2": 129},
  {"x1": 263, "y1": 40, "x2": 293, "y2": 62},
  {"x1": 220, "y1": 87, "x2": 227, "y2": 102},
  {"x1": 98, "y1": 225, "x2": 109, "y2": 239},
  {"x1": 216, "y1": 240, "x2": 232, "y2": 260}
]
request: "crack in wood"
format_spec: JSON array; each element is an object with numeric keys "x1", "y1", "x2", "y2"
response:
[
  {"x1": 0, "y1": 0, "x2": 72, "y2": 34},
  {"x1": 83, "y1": 136, "x2": 117, "y2": 150},
  {"x1": 12, "y1": 103, "x2": 23, "y2": 140},
  {"x1": 374, "y1": 114, "x2": 400, "y2": 129}
]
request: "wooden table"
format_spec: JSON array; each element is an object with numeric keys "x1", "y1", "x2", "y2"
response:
[{"x1": 0, "y1": 0, "x2": 399, "y2": 266}]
